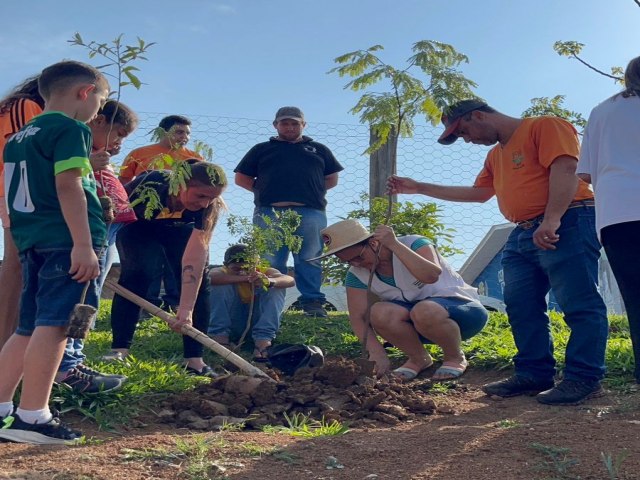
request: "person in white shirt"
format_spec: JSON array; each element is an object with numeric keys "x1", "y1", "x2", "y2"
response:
[
  {"x1": 311, "y1": 219, "x2": 488, "y2": 381},
  {"x1": 577, "y1": 55, "x2": 640, "y2": 384}
]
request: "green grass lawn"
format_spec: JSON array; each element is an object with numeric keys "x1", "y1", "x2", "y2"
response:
[{"x1": 62, "y1": 300, "x2": 636, "y2": 429}]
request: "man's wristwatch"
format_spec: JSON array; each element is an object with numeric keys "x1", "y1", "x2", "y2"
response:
[{"x1": 268, "y1": 279, "x2": 276, "y2": 289}]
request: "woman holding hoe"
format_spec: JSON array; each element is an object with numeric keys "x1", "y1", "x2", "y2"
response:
[
  {"x1": 105, "y1": 161, "x2": 227, "y2": 376},
  {"x1": 312, "y1": 220, "x2": 487, "y2": 381}
]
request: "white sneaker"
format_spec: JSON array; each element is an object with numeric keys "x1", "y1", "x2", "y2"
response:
[{"x1": 101, "y1": 350, "x2": 127, "y2": 362}]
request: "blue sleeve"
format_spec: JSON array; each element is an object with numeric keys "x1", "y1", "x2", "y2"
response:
[
  {"x1": 345, "y1": 270, "x2": 367, "y2": 289},
  {"x1": 410, "y1": 237, "x2": 431, "y2": 251}
]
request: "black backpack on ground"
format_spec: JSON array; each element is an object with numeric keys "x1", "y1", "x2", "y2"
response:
[{"x1": 267, "y1": 344, "x2": 324, "y2": 376}]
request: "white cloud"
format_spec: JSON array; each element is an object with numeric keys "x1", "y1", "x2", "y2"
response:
[{"x1": 208, "y1": 3, "x2": 236, "y2": 14}]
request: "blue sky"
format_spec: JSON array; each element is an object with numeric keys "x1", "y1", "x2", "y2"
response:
[
  {"x1": 1, "y1": 0, "x2": 639, "y2": 265},
  {"x1": 2, "y1": 0, "x2": 638, "y2": 122}
]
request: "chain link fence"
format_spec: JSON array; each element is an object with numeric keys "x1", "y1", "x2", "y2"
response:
[{"x1": 1, "y1": 113, "x2": 507, "y2": 269}]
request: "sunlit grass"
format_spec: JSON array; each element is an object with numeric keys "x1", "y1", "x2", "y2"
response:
[{"x1": 63, "y1": 299, "x2": 638, "y2": 430}]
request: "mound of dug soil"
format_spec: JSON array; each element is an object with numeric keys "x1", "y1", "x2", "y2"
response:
[{"x1": 161, "y1": 357, "x2": 454, "y2": 431}]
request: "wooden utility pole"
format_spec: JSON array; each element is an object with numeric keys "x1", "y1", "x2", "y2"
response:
[{"x1": 369, "y1": 127, "x2": 398, "y2": 203}]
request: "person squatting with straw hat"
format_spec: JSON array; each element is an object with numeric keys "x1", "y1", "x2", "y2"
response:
[{"x1": 310, "y1": 219, "x2": 488, "y2": 381}]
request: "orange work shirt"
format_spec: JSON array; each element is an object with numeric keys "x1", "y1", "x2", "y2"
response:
[
  {"x1": 119, "y1": 144, "x2": 203, "y2": 183},
  {"x1": 473, "y1": 116, "x2": 593, "y2": 223},
  {"x1": 0, "y1": 98, "x2": 43, "y2": 196}
]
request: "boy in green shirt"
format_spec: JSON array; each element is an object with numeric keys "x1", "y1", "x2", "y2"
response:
[{"x1": 0, "y1": 60, "x2": 109, "y2": 444}]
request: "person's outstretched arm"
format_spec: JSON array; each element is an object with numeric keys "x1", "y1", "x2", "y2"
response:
[
  {"x1": 175, "y1": 229, "x2": 208, "y2": 328},
  {"x1": 346, "y1": 286, "x2": 390, "y2": 375},
  {"x1": 386, "y1": 175, "x2": 494, "y2": 203}
]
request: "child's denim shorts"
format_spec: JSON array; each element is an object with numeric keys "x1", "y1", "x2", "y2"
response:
[{"x1": 16, "y1": 248, "x2": 99, "y2": 336}]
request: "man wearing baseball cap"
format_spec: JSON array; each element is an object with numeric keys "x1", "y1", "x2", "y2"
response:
[
  {"x1": 387, "y1": 99, "x2": 607, "y2": 406},
  {"x1": 235, "y1": 107, "x2": 344, "y2": 318}
]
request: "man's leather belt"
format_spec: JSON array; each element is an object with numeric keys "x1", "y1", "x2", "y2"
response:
[{"x1": 515, "y1": 200, "x2": 595, "y2": 230}]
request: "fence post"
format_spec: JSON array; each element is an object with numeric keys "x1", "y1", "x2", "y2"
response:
[{"x1": 369, "y1": 126, "x2": 398, "y2": 206}]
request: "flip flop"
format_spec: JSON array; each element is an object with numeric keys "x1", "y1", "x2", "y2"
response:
[
  {"x1": 392, "y1": 359, "x2": 434, "y2": 382},
  {"x1": 432, "y1": 360, "x2": 468, "y2": 381}
]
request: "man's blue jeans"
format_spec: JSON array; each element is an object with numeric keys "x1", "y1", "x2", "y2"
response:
[
  {"x1": 253, "y1": 206, "x2": 326, "y2": 304},
  {"x1": 502, "y1": 206, "x2": 608, "y2": 384},
  {"x1": 208, "y1": 284, "x2": 286, "y2": 342}
]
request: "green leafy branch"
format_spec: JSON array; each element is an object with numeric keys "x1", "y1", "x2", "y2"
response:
[
  {"x1": 226, "y1": 209, "x2": 302, "y2": 348},
  {"x1": 553, "y1": 41, "x2": 624, "y2": 84},
  {"x1": 522, "y1": 95, "x2": 587, "y2": 130},
  {"x1": 329, "y1": 41, "x2": 477, "y2": 153},
  {"x1": 128, "y1": 161, "x2": 226, "y2": 219},
  {"x1": 227, "y1": 210, "x2": 303, "y2": 266},
  {"x1": 69, "y1": 33, "x2": 156, "y2": 92}
]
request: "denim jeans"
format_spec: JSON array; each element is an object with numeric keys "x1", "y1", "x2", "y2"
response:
[
  {"x1": 502, "y1": 206, "x2": 608, "y2": 383},
  {"x1": 96, "y1": 222, "x2": 125, "y2": 296},
  {"x1": 59, "y1": 338, "x2": 85, "y2": 372},
  {"x1": 253, "y1": 206, "x2": 326, "y2": 304},
  {"x1": 208, "y1": 284, "x2": 286, "y2": 342},
  {"x1": 18, "y1": 248, "x2": 98, "y2": 372},
  {"x1": 390, "y1": 297, "x2": 488, "y2": 343},
  {"x1": 18, "y1": 248, "x2": 99, "y2": 334}
]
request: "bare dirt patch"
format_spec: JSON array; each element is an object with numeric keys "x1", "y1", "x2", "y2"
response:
[{"x1": 1, "y1": 362, "x2": 639, "y2": 480}]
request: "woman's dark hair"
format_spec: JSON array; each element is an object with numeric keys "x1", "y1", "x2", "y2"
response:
[
  {"x1": 100, "y1": 100, "x2": 139, "y2": 132},
  {"x1": 622, "y1": 56, "x2": 640, "y2": 98},
  {"x1": 0, "y1": 75, "x2": 45, "y2": 114},
  {"x1": 159, "y1": 114, "x2": 191, "y2": 131}
]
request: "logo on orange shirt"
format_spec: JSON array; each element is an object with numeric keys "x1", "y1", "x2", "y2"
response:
[{"x1": 512, "y1": 151, "x2": 525, "y2": 170}]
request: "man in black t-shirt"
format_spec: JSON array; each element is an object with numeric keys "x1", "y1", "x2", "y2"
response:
[{"x1": 235, "y1": 106, "x2": 344, "y2": 317}]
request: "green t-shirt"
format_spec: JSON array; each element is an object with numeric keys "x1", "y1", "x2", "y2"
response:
[{"x1": 3, "y1": 111, "x2": 106, "y2": 252}]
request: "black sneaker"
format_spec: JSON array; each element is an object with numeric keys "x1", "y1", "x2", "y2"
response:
[
  {"x1": 57, "y1": 367, "x2": 123, "y2": 394},
  {"x1": 302, "y1": 301, "x2": 328, "y2": 318},
  {"x1": 75, "y1": 363, "x2": 127, "y2": 381},
  {"x1": 482, "y1": 375, "x2": 554, "y2": 398},
  {"x1": 0, "y1": 413, "x2": 82, "y2": 445},
  {"x1": 536, "y1": 379, "x2": 605, "y2": 406}
]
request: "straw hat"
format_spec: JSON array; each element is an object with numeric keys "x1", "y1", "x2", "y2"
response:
[{"x1": 309, "y1": 219, "x2": 373, "y2": 261}]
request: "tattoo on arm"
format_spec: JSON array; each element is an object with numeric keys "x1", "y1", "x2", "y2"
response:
[{"x1": 182, "y1": 265, "x2": 197, "y2": 284}]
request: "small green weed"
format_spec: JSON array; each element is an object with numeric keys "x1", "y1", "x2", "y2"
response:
[
  {"x1": 219, "y1": 417, "x2": 247, "y2": 432},
  {"x1": 241, "y1": 443, "x2": 275, "y2": 457},
  {"x1": 270, "y1": 449, "x2": 300, "y2": 464},
  {"x1": 121, "y1": 446, "x2": 178, "y2": 462},
  {"x1": 601, "y1": 450, "x2": 628, "y2": 480},
  {"x1": 495, "y1": 419, "x2": 523, "y2": 429},
  {"x1": 262, "y1": 412, "x2": 349, "y2": 437},
  {"x1": 123, "y1": 435, "x2": 225, "y2": 480},
  {"x1": 530, "y1": 442, "x2": 580, "y2": 479}
]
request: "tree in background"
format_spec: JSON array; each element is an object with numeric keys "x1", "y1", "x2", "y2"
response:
[
  {"x1": 327, "y1": 41, "x2": 477, "y2": 285},
  {"x1": 329, "y1": 40, "x2": 477, "y2": 157},
  {"x1": 523, "y1": 0, "x2": 638, "y2": 127}
]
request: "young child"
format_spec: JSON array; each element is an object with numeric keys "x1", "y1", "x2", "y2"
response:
[
  {"x1": 54, "y1": 100, "x2": 139, "y2": 394},
  {"x1": 0, "y1": 60, "x2": 109, "y2": 444}
]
